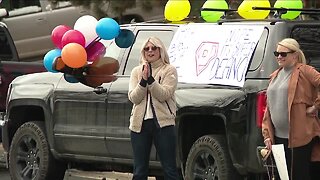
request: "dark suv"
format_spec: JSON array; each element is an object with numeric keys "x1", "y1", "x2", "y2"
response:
[{"x1": 2, "y1": 19, "x2": 320, "y2": 180}]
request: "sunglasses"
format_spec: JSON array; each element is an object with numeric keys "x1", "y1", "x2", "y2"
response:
[
  {"x1": 143, "y1": 46, "x2": 158, "y2": 51},
  {"x1": 273, "y1": 51, "x2": 294, "y2": 57}
]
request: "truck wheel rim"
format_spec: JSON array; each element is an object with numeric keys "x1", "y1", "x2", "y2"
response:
[
  {"x1": 192, "y1": 150, "x2": 218, "y2": 180},
  {"x1": 15, "y1": 136, "x2": 40, "y2": 179}
]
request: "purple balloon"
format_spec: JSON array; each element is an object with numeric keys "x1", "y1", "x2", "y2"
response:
[
  {"x1": 61, "y1": 30, "x2": 86, "y2": 48},
  {"x1": 86, "y1": 41, "x2": 106, "y2": 62}
]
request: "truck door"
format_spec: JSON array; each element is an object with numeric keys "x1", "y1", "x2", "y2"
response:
[
  {"x1": 52, "y1": 78, "x2": 111, "y2": 157},
  {"x1": 43, "y1": 1, "x2": 89, "y2": 33},
  {"x1": 51, "y1": 39, "x2": 123, "y2": 158}
]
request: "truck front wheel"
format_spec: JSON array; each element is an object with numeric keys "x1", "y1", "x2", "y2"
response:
[
  {"x1": 9, "y1": 121, "x2": 66, "y2": 180},
  {"x1": 185, "y1": 135, "x2": 240, "y2": 180}
]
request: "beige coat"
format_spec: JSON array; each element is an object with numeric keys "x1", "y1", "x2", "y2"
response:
[
  {"x1": 262, "y1": 63, "x2": 320, "y2": 161},
  {"x1": 128, "y1": 60, "x2": 178, "y2": 133}
]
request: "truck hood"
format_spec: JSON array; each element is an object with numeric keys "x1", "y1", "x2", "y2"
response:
[
  {"x1": 11, "y1": 72, "x2": 63, "y2": 86},
  {"x1": 175, "y1": 84, "x2": 246, "y2": 108},
  {"x1": 9, "y1": 72, "x2": 64, "y2": 101},
  {"x1": 11, "y1": 72, "x2": 247, "y2": 108}
]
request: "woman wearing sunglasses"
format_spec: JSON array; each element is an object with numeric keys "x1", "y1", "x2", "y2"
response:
[
  {"x1": 262, "y1": 38, "x2": 320, "y2": 180},
  {"x1": 128, "y1": 36, "x2": 179, "y2": 180}
]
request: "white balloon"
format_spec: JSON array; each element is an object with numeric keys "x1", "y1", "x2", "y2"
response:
[{"x1": 74, "y1": 15, "x2": 98, "y2": 47}]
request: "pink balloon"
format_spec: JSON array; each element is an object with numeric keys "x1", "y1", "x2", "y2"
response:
[
  {"x1": 61, "y1": 30, "x2": 86, "y2": 48},
  {"x1": 86, "y1": 41, "x2": 106, "y2": 62},
  {"x1": 51, "y1": 25, "x2": 71, "y2": 49}
]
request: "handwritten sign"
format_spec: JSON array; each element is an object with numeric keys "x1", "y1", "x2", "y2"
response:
[
  {"x1": 168, "y1": 24, "x2": 264, "y2": 87},
  {"x1": 272, "y1": 144, "x2": 289, "y2": 180}
]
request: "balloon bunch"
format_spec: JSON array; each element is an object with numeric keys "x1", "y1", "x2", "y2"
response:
[
  {"x1": 238, "y1": 0, "x2": 303, "y2": 20},
  {"x1": 164, "y1": 0, "x2": 191, "y2": 21},
  {"x1": 197, "y1": 0, "x2": 303, "y2": 22},
  {"x1": 43, "y1": 15, "x2": 135, "y2": 87}
]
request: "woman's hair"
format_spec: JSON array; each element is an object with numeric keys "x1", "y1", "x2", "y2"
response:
[
  {"x1": 140, "y1": 36, "x2": 170, "y2": 64},
  {"x1": 278, "y1": 38, "x2": 306, "y2": 64}
]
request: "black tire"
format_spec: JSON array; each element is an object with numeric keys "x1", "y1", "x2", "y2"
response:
[
  {"x1": 9, "y1": 121, "x2": 66, "y2": 180},
  {"x1": 185, "y1": 135, "x2": 240, "y2": 180}
]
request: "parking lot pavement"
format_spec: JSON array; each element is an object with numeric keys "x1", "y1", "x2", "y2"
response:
[
  {"x1": 0, "y1": 143, "x2": 6, "y2": 168},
  {"x1": 65, "y1": 169, "x2": 155, "y2": 180},
  {"x1": 0, "y1": 143, "x2": 155, "y2": 180}
]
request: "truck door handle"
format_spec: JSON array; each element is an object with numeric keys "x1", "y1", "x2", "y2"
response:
[{"x1": 93, "y1": 86, "x2": 107, "y2": 94}]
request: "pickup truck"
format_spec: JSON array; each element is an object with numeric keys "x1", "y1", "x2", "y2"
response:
[
  {"x1": 0, "y1": 23, "x2": 45, "y2": 113},
  {"x1": 1, "y1": 19, "x2": 320, "y2": 180}
]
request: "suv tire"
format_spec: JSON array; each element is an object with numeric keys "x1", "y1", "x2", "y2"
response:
[
  {"x1": 9, "y1": 121, "x2": 66, "y2": 180},
  {"x1": 185, "y1": 135, "x2": 240, "y2": 180}
]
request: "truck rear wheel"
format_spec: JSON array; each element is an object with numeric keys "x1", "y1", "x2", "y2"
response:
[
  {"x1": 185, "y1": 135, "x2": 240, "y2": 180},
  {"x1": 9, "y1": 121, "x2": 66, "y2": 180}
]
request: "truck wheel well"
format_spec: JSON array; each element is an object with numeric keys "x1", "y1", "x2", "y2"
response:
[
  {"x1": 178, "y1": 114, "x2": 226, "y2": 168},
  {"x1": 8, "y1": 105, "x2": 45, "y2": 146}
]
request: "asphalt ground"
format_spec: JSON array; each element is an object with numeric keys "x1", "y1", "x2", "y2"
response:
[{"x1": 0, "y1": 143, "x2": 155, "y2": 180}]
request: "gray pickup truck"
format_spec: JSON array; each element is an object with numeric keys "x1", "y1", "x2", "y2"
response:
[{"x1": 2, "y1": 19, "x2": 320, "y2": 180}]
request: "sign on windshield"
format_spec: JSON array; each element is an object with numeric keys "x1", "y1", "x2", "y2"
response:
[{"x1": 168, "y1": 24, "x2": 264, "y2": 87}]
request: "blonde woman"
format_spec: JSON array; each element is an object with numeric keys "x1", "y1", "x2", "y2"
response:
[
  {"x1": 128, "y1": 37, "x2": 178, "y2": 180},
  {"x1": 262, "y1": 38, "x2": 320, "y2": 180}
]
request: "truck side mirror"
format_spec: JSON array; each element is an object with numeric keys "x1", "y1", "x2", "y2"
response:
[{"x1": 0, "y1": 8, "x2": 8, "y2": 18}]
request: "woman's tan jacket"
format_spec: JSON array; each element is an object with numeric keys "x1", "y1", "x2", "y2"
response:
[
  {"x1": 128, "y1": 60, "x2": 178, "y2": 133},
  {"x1": 262, "y1": 63, "x2": 320, "y2": 161}
]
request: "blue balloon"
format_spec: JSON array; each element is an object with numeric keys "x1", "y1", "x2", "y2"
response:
[
  {"x1": 96, "y1": 18, "x2": 120, "y2": 40},
  {"x1": 115, "y1": 29, "x2": 135, "y2": 48},
  {"x1": 64, "y1": 74, "x2": 79, "y2": 83},
  {"x1": 43, "y1": 49, "x2": 61, "y2": 73}
]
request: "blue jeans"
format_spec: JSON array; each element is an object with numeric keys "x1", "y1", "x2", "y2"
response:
[{"x1": 131, "y1": 119, "x2": 178, "y2": 180}]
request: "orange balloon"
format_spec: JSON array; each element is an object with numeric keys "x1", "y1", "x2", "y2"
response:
[{"x1": 61, "y1": 43, "x2": 87, "y2": 68}]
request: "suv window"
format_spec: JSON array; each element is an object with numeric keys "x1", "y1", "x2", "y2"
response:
[
  {"x1": 124, "y1": 30, "x2": 175, "y2": 75},
  {"x1": 49, "y1": 1, "x2": 72, "y2": 10},
  {"x1": 292, "y1": 26, "x2": 320, "y2": 71},
  {"x1": 0, "y1": 26, "x2": 13, "y2": 60},
  {"x1": 1, "y1": 0, "x2": 41, "y2": 17}
]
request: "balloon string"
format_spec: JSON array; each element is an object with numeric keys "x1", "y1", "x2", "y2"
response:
[{"x1": 86, "y1": 36, "x2": 102, "y2": 50}]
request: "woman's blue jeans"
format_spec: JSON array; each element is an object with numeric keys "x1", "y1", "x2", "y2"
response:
[{"x1": 131, "y1": 119, "x2": 178, "y2": 180}]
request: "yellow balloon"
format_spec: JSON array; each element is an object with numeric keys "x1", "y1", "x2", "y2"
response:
[
  {"x1": 164, "y1": 0, "x2": 191, "y2": 21},
  {"x1": 238, "y1": 0, "x2": 271, "y2": 19}
]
